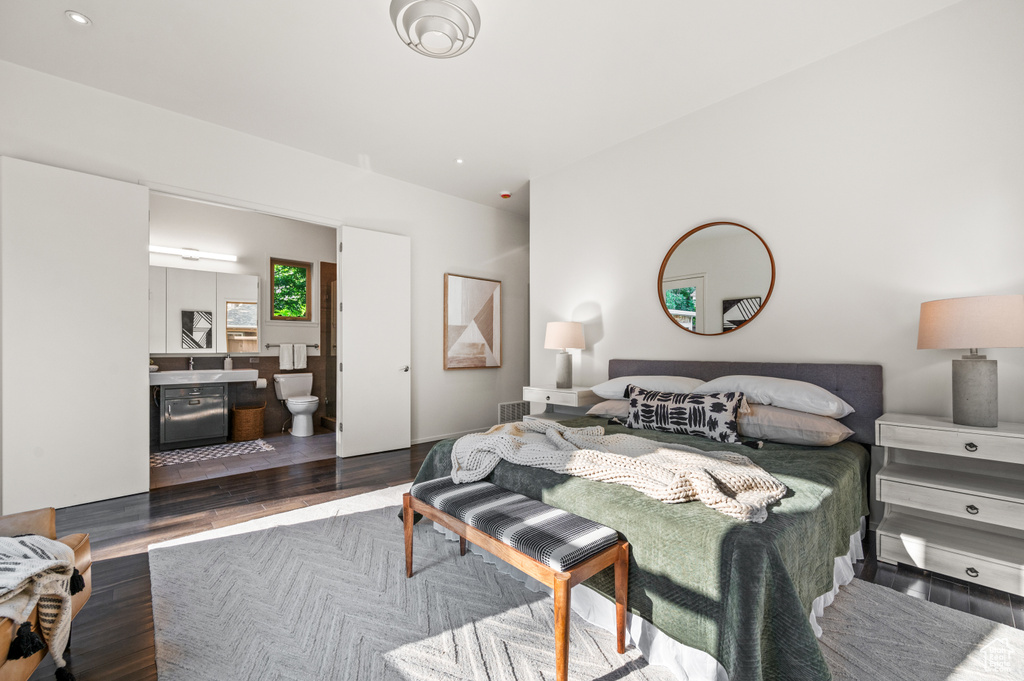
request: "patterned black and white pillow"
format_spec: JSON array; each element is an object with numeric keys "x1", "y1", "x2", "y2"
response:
[{"x1": 624, "y1": 385, "x2": 744, "y2": 443}]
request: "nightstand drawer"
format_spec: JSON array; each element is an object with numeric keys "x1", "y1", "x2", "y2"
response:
[
  {"x1": 522, "y1": 386, "x2": 597, "y2": 408},
  {"x1": 878, "y1": 479, "x2": 1024, "y2": 531},
  {"x1": 878, "y1": 532, "x2": 1023, "y2": 595},
  {"x1": 877, "y1": 423, "x2": 1023, "y2": 465}
]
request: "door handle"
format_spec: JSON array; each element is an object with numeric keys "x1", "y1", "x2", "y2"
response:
[{"x1": 400, "y1": 365, "x2": 410, "y2": 373}]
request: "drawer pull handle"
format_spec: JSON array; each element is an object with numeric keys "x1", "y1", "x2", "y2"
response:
[
  {"x1": 546, "y1": 396, "x2": 551, "y2": 401},
  {"x1": 964, "y1": 442, "x2": 978, "y2": 453},
  {"x1": 965, "y1": 567, "x2": 979, "y2": 579},
  {"x1": 966, "y1": 504, "x2": 979, "y2": 515}
]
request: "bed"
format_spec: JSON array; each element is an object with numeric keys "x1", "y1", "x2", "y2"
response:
[{"x1": 412, "y1": 359, "x2": 883, "y2": 681}]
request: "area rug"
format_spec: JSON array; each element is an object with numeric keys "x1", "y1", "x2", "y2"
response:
[
  {"x1": 149, "y1": 486, "x2": 1024, "y2": 681},
  {"x1": 149, "y1": 438, "x2": 275, "y2": 467},
  {"x1": 818, "y1": 578, "x2": 1023, "y2": 680}
]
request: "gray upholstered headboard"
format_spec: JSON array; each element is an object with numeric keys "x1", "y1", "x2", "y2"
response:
[{"x1": 608, "y1": 359, "x2": 883, "y2": 446}]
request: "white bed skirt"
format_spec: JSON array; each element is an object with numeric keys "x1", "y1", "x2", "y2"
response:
[{"x1": 432, "y1": 517, "x2": 865, "y2": 681}]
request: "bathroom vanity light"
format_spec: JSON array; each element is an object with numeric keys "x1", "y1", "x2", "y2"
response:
[{"x1": 149, "y1": 245, "x2": 237, "y2": 262}]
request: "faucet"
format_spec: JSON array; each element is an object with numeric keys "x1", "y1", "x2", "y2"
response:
[{"x1": 188, "y1": 356, "x2": 194, "y2": 370}]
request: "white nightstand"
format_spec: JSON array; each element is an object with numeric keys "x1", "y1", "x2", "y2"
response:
[
  {"x1": 523, "y1": 385, "x2": 601, "y2": 408},
  {"x1": 874, "y1": 412, "x2": 1024, "y2": 595},
  {"x1": 522, "y1": 385, "x2": 601, "y2": 422}
]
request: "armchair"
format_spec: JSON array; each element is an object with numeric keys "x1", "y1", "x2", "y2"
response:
[{"x1": 0, "y1": 509, "x2": 91, "y2": 681}]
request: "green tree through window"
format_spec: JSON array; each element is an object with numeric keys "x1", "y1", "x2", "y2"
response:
[
  {"x1": 271, "y1": 258, "x2": 312, "y2": 321},
  {"x1": 665, "y1": 287, "x2": 696, "y2": 313}
]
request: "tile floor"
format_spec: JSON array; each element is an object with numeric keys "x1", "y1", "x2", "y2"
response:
[{"x1": 149, "y1": 427, "x2": 336, "y2": 489}]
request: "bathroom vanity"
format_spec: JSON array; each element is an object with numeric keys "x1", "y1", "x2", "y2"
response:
[{"x1": 151, "y1": 369, "x2": 258, "y2": 449}]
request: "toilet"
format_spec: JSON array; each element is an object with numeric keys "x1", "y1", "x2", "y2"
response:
[{"x1": 273, "y1": 373, "x2": 319, "y2": 437}]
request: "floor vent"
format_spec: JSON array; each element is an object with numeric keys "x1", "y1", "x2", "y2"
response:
[{"x1": 498, "y1": 400, "x2": 530, "y2": 424}]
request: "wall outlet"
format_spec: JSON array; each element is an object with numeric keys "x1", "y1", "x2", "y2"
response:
[{"x1": 249, "y1": 357, "x2": 259, "y2": 364}]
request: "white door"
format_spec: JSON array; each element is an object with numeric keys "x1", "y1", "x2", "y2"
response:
[
  {"x1": 0, "y1": 157, "x2": 150, "y2": 513},
  {"x1": 338, "y1": 226, "x2": 411, "y2": 457}
]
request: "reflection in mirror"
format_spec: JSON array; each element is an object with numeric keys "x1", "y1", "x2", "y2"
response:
[
  {"x1": 226, "y1": 302, "x2": 259, "y2": 352},
  {"x1": 658, "y1": 222, "x2": 774, "y2": 335}
]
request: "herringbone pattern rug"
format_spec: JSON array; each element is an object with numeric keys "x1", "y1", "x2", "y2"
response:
[
  {"x1": 149, "y1": 486, "x2": 667, "y2": 681},
  {"x1": 150, "y1": 486, "x2": 1024, "y2": 681}
]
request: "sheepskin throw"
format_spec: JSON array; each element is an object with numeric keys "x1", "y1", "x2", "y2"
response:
[
  {"x1": 0, "y1": 535, "x2": 80, "y2": 676},
  {"x1": 451, "y1": 421, "x2": 788, "y2": 523}
]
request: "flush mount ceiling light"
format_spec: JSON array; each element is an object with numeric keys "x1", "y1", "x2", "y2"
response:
[
  {"x1": 149, "y1": 245, "x2": 237, "y2": 262},
  {"x1": 65, "y1": 10, "x2": 92, "y2": 26},
  {"x1": 390, "y1": 0, "x2": 480, "y2": 59}
]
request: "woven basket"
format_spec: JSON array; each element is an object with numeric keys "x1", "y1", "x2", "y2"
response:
[{"x1": 232, "y1": 402, "x2": 266, "y2": 442}]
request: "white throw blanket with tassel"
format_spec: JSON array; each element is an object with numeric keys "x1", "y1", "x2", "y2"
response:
[
  {"x1": 451, "y1": 420, "x2": 788, "y2": 522},
  {"x1": 0, "y1": 535, "x2": 76, "y2": 673}
]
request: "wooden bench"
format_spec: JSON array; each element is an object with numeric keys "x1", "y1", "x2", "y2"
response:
[{"x1": 404, "y1": 476, "x2": 629, "y2": 681}]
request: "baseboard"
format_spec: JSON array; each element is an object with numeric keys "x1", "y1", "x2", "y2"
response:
[{"x1": 412, "y1": 427, "x2": 488, "y2": 445}]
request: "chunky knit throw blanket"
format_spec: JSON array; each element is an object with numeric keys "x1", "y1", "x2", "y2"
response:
[
  {"x1": 451, "y1": 421, "x2": 788, "y2": 522},
  {"x1": 0, "y1": 535, "x2": 80, "y2": 677}
]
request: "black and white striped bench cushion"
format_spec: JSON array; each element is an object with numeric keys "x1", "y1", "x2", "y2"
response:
[{"x1": 410, "y1": 476, "x2": 620, "y2": 572}]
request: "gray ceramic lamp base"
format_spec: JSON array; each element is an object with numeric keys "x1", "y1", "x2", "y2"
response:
[
  {"x1": 555, "y1": 351, "x2": 572, "y2": 389},
  {"x1": 952, "y1": 356, "x2": 998, "y2": 428}
]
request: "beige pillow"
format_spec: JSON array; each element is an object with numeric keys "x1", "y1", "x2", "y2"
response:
[
  {"x1": 738, "y1": 404, "x2": 853, "y2": 446},
  {"x1": 586, "y1": 399, "x2": 630, "y2": 419}
]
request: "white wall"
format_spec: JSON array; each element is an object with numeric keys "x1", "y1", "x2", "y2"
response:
[
  {"x1": 531, "y1": 0, "x2": 1024, "y2": 423},
  {"x1": 149, "y1": 193, "x2": 336, "y2": 355},
  {"x1": 0, "y1": 61, "x2": 530, "y2": 448}
]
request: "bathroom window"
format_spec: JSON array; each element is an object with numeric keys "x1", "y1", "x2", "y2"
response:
[{"x1": 270, "y1": 257, "x2": 312, "y2": 321}]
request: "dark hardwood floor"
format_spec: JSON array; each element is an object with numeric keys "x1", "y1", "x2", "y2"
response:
[
  {"x1": 30, "y1": 450, "x2": 1023, "y2": 680},
  {"x1": 854, "y1": 531, "x2": 1024, "y2": 630}
]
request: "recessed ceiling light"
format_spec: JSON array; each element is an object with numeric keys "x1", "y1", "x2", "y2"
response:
[
  {"x1": 65, "y1": 10, "x2": 92, "y2": 26},
  {"x1": 455, "y1": 158, "x2": 464, "y2": 165}
]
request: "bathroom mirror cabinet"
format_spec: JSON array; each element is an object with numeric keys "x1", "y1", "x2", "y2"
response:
[
  {"x1": 658, "y1": 221, "x2": 775, "y2": 335},
  {"x1": 149, "y1": 266, "x2": 259, "y2": 353}
]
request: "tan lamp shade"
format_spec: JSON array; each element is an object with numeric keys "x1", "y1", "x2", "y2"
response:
[
  {"x1": 544, "y1": 322, "x2": 585, "y2": 350},
  {"x1": 918, "y1": 295, "x2": 1024, "y2": 350}
]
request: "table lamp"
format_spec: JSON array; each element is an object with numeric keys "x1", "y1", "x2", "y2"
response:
[
  {"x1": 917, "y1": 294, "x2": 1024, "y2": 427},
  {"x1": 544, "y1": 322, "x2": 585, "y2": 389}
]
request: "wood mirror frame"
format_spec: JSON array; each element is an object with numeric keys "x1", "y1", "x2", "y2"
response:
[{"x1": 657, "y1": 221, "x2": 776, "y2": 336}]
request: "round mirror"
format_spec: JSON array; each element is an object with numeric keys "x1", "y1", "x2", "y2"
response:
[{"x1": 658, "y1": 221, "x2": 775, "y2": 335}]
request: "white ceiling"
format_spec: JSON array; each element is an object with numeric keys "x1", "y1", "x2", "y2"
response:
[{"x1": 0, "y1": 0, "x2": 960, "y2": 216}]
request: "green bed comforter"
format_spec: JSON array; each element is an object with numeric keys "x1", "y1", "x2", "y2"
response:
[{"x1": 411, "y1": 416, "x2": 869, "y2": 681}]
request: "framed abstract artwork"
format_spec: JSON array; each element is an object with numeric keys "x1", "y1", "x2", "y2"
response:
[
  {"x1": 181, "y1": 310, "x2": 213, "y2": 349},
  {"x1": 444, "y1": 274, "x2": 501, "y2": 369},
  {"x1": 722, "y1": 297, "x2": 762, "y2": 332}
]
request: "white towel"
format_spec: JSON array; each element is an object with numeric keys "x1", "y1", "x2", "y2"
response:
[
  {"x1": 279, "y1": 343, "x2": 294, "y2": 370},
  {"x1": 293, "y1": 343, "x2": 307, "y2": 370}
]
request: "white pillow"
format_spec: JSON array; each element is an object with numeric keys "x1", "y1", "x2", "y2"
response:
[
  {"x1": 738, "y1": 404, "x2": 854, "y2": 446},
  {"x1": 586, "y1": 399, "x2": 631, "y2": 419},
  {"x1": 591, "y1": 375, "x2": 704, "y2": 400},
  {"x1": 694, "y1": 375, "x2": 855, "y2": 418}
]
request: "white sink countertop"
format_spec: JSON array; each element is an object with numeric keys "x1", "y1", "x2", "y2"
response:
[{"x1": 149, "y1": 369, "x2": 259, "y2": 386}]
